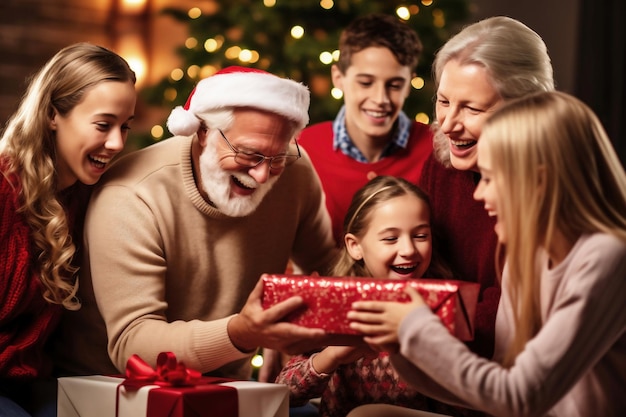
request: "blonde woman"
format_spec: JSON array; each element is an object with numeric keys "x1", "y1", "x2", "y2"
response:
[
  {"x1": 348, "y1": 91, "x2": 626, "y2": 417},
  {"x1": 0, "y1": 43, "x2": 135, "y2": 416}
]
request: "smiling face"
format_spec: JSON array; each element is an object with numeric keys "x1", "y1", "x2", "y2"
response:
[
  {"x1": 332, "y1": 46, "x2": 412, "y2": 153},
  {"x1": 345, "y1": 193, "x2": 433, "y2": 279},
  {"x1": 52, "y1": 80, "x2": 136, "y2": 190},
  {"x1": 197, "y1": 108, "x2": 295, "y2": 217},
  {"x1": 435, "y1": 60, "x2": 502, "y2": 172},
  {"x1": 474, "y1": 140, "x2": 505, "y2": 243}
]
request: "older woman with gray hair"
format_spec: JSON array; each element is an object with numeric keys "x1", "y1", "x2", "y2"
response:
[{"x1": 418, "y1": 16, "x2": 554, "y2": 363}]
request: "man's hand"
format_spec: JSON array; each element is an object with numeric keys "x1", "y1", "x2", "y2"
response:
[
  {"x1": 347, "y1": 285, "x2": 425, "y2": 352},
  {"x1": 227, "y1": 275, "x2": 329, "y2": 354}
]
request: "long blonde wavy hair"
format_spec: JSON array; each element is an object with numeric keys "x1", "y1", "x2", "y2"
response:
[
  {"x1": 431, "y1": 16, "x2": 555, "y2": 167},
  {"x1": 330, "y1": 175, "x2": 452, "y2": 279},
  {"x1": 0, "y1": 43, "x2": 136, "y2": 310},
  {"x1": 479, "y1": 91, "x2": 626, "y2": 367}
]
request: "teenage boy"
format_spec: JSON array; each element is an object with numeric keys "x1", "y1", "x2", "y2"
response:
[{"x1": 298, "y1": 13, "x2": 432, "y2": 245}]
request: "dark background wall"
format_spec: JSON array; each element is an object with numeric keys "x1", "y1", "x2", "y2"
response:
[
  {"x1": 471, "y1": 0, "x2": 580, "y2": 93},
  {"x1": 472, "y1": 0, "x2": 625, "y2": 165}
]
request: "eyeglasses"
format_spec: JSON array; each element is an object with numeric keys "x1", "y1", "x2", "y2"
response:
[{"x1": 217, "y1": 129, "x2": 301, "y2": 170}]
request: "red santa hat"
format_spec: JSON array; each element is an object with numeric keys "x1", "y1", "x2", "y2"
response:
[{"x1": 167, "y1": 66, "x2": 310, "y2": 137}]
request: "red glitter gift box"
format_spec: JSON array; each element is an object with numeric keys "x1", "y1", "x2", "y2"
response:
[{"x1": 262, "y1": 275, "x2": 480, "y2": 341}]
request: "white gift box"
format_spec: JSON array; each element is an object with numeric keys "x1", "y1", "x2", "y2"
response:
[{"x1": 57, "y1": 375, "x2": 289, "y2": 417}]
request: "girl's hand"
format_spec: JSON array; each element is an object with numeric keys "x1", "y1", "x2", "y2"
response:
[
  {"x1": 312, "y1": 345, "x2": 378, "y2": 374},
  {"x1": 347, "y1": 286, "x2": 426, "y2": 352}
]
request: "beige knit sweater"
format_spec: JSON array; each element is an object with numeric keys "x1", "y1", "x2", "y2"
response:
[{"x1": 52, "y1": 135, "x2": 337, "y2": 380}]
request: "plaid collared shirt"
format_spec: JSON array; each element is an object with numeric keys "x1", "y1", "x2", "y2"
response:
[{"x1": 332, "y1": 105, "x2": 411, "y2": 163}]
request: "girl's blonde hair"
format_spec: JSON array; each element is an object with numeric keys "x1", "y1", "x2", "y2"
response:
[
  {"x1": 480, "y1": 91, "x2": 626, "y2": 366},
  {"x1": 431, "y1": 16, "x2": 555, "y2": 167},
  {"x1": 330, "y1": 175, "x2": 452, "y2": 279},
  {"x1": 0, "y1": 43, "x2": 136, "y2": 310}
]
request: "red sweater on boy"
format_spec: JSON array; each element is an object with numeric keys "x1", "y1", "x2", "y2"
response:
[{"x1": 298, "y1": 121, "x2": 432, "y2": 246}]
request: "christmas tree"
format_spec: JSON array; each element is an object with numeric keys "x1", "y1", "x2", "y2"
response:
[{"x1": 137, "y1": 0, "x2": 470, "y2": 147}]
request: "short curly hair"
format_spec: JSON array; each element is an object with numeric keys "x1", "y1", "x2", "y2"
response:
[{"x1": 336, "y1": 13, "x2": 423, "y2": 73}]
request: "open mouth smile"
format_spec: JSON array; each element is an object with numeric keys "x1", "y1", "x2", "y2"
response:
[
  {"x1": 88, "y1": 155, "x2": 111, "y2": 169},
  {"x1": 450, "y1": 139, "x2": 477, "y2": 149},
  {"x1": 391, "y1": 263, "x2": 418, "y2": 275}
]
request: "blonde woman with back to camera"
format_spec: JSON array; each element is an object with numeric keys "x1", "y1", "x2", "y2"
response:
[{"x1": 347, "y1": 91, "x2": 626, "y2": 417}]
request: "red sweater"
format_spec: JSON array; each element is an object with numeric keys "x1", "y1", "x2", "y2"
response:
[
  {"x1": 298, "y1": 121, "x2": 432, "y2": 246},
  {"x1": 278, "y1": 351, "x2": 464, "y2": 417},
  {"x1": 419, "y1": 154, "x2": 501, "y2": 359},
  {"x1": 0, "y1": 161, "x2": 88, "y2": 378}
]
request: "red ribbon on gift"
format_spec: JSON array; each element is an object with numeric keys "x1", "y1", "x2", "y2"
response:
[
  {"x1": 115, "y1": 352, "x2": 239, "y2": 417},
  {"x1": 123, "y1": 352, "x2": 203, "y2": 389}
]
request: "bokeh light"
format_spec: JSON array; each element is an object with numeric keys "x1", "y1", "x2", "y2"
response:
[
  {"x1": 188, "y1": 7, "x2": 202, "y2": 19},
  {"x1": 170, "y1": 68, "x2": 184, "y2": 81},
  {"x1": 291, "y1": 25, "x2": 305, "y2": 39}
]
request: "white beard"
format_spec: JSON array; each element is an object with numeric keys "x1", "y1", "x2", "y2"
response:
[{"x1": 199, "y1": 141, "x2": 279, "y2": 217}]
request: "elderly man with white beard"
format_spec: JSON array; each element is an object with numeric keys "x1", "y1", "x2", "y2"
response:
[{"x1": 52, "y1": 66, "x2": 338, "y2": 381}]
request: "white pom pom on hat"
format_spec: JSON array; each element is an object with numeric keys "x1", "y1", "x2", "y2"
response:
[
  {"x1": 166, "y1": 105, "x2": 201, "y2": 137},
  {"x1": 166, "y1": 66, "x2": 310, "y2": 137}
]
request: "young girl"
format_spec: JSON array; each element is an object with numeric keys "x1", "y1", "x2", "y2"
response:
[
  {"x1": 276, "y1": 175, "x2": 458, "y2": 417},
  {"x1": 0, "y1": 43, "x2": 136, "y2": 416},
  {"x1": 348, "y1": 91, "x2": 626, "y2": 417}
]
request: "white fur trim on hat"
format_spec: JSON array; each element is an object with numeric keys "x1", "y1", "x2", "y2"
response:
[{"x1": 167, "y1": 66, "x2": 310, "y2": 136}]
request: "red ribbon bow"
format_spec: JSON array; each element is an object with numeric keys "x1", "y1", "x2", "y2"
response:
[
  {"x1": 115, "y1": 352, "x2": 238, "y2": 417},
  {"x1": 122, "y1": 352, "x2": 203, "y2": 389}
]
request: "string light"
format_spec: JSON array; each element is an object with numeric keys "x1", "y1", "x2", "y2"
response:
[
  {"x1": 185, "y1": 37, "x2": 198, "y2": 49},
  {"x1": 415, "y1": 113, "x2": 430, "y2": 124},
  {"x1": 239, "y1": 49, "x2": 253, "y2": 62},
  {"x1": 411, "y1": 76, "x2": 425, "y2": 90},
  {"x1": 396, "y1": 6, "x2": 410, "y2": 20},
  {"x1": 225, "y1": 46, "x2": 242, "y2": 60},
  {"x1": 291, "y1": 25, "x2": 305, "y2": 39},
  {"x1": 251, "y1": 354, "x2": 264, "y2": 368},
  {"x1": 204, "y1": 39, "x2": 218, "y2": 52},
  {"x1": 319, "y1": 51, "x2": 333, "y2": 65},
  {"x1": 170, "y1": 68, "x2": 184, "y2": 81},
  {"x1": 204, "y1": 36, "x2": 224, "y2": 53},
  {"x1": 248, "y1": 51, "x2": 260, "y2": 63},
  {"x1": 188, "y1": 7, "x2": 202, "y2": 19},
  {"x1": 187, "y1": 65, "x2": 200, "y2": 78},
  {"x1": 151, "y1": 125, "x2": 164, "y2": 140}
]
